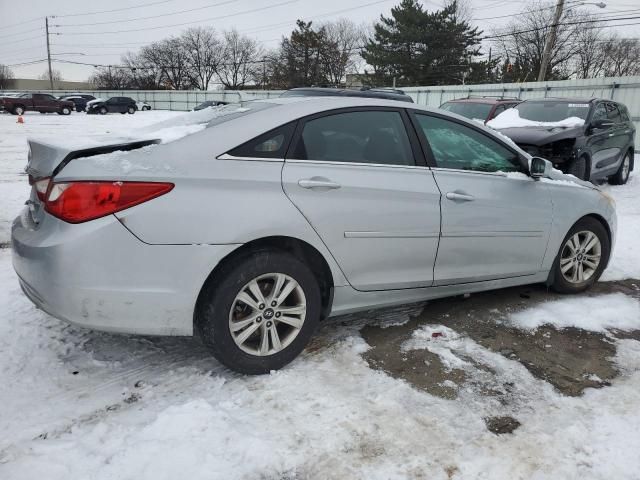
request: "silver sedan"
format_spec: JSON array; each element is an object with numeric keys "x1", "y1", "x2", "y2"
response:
[{"x1": 12, "y1": 97, "x2": 617, "y2": 374}]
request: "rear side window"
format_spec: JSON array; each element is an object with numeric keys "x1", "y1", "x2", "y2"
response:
[
  {"x1": 291, "y1": 110, "x2": 414, "y2": 166},
  {"x1": 619, "y1": 105, "x2": 630, "y2": 122},
  {"x1": 227, "y1": 122, "x2": 295, "y2": 159}
]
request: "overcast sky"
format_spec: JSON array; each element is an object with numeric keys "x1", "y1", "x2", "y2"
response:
[{"x1": 1, "y1": 0, "x2": 638, "y2": 83}]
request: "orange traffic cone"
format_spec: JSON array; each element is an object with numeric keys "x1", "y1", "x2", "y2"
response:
[{"x1": 16, "y1": 115, "x2": 24, "y2": 124}]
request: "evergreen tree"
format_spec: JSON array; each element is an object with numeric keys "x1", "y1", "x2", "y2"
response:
[{"x1": 362, "y1": 0, "x2": 482, "y2": 86}]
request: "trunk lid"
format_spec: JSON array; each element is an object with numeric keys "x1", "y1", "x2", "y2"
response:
[{"x1": 26, "y1": 137, "x2": 160, "y2": 224}]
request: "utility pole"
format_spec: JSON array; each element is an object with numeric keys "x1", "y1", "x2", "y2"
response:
[
  {"x1": 537, "y1": 0, "x2": 564, "y2": 82},
  {"x1": 45, "y1": 16, "x2": 54, "y2": 90}
]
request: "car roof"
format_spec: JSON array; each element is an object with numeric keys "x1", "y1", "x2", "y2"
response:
[
  {"x1": 520, "y1": 97, "x2": 597, "y2": 103},
  {"x1": 282, "y1": 87, "x2": 413, "y2": 102},
  {"x1": 444, "y1": 97, "x2": 521, "y2": 104}
]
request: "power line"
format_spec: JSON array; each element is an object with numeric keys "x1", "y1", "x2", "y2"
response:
[
  {"x1": 0, "y1": 26, "x2": 44, "y2": 40},
  {"x1": 1, "y1": 17, "x2": 42, "y2": 31},
  {"x1": 51, "y1": 0, "x2": 298, "y2": 35},
  {"x1": 0, "y1": 34, "x2": 44, "y2": 47},
  {"x1": 52, "y1": 0, "x2": 178, "y2": 18},
  {"x1": 55, "y1": 0, "x2": 240, "y2": 27}
]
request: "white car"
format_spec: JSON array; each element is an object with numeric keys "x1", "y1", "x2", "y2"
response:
[{"x1": 136, "y1": 101, "x2": 151, "y2": 111}]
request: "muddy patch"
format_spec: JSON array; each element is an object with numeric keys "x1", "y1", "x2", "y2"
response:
[{"x1": 361, "y1": 280, "x2": 640, "y2": 398}]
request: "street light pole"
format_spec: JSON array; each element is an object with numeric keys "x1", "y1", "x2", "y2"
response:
[
  {"x1": 538, "y1": 0, "x2": 565, "y2": 81},
  {"x1": 45, "y1": 16, "x2": 54, "y2": 90}
]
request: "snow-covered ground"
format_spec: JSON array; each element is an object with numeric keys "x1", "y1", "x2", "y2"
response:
[{"x1": 1, "y1": 111, "x2": 640, "y2": 479}]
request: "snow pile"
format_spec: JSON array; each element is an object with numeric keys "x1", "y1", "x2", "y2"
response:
[
  {"x1": 487, "y1": 108, "x2": 585, "y2": 129},
  {"x1": 602, "y1": 174, "x2": 640, "y2": 281},
  {"x1": 508, "y1": 293, "x2": 640, "y2": 332}
]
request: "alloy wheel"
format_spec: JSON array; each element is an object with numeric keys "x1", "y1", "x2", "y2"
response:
[
  {"x1": 560, "y1": 230, "x2": 602, "y2": 284},
  {"x1": 229, "y1": 273, "x2": 307, "y2": 356}
]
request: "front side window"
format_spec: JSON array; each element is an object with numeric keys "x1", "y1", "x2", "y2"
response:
[
  {"x1": 292, "y1": 110, "x2": 414, "y2": 166},
  {"x1": 591, "y1": 103, "x2": 607, "y2": 122},
  {"x1": 606, "y1": 103, "x2": 621, "y2": 123},
  {"x1": 415, "y1": 114, "x2": 521, "y2": 173}
]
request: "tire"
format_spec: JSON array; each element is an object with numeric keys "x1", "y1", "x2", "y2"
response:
[
  {"x1": 13, "y1": 106, "x2": 25, "y2": 115},
  {"x1": 608, "y1": 150, "x2": 632, "y2": 185},
  {"x1": 127, "y1": 106, "x2": 135, "y2": 114},
  {"x1": 550, "y1": 217, "x2": 610, "y2": 294},
  {"x1": 143, "y1": 106, "x2": 151, "y2": 111},
  {"x1": 99, "y1": 107, "x2": 107, "y2": 115},
  {"x1": 120, "y1": 112, "x2": 126, "y2": 114},
  {"x1": 60, "y1": 107, "x2": 71, "y2": 115},
  {"x1": 196, "y1": 250, "x2": 321, "y2": 374},
  {"x1": 568, "y1": 156, "x2": 588, "y2": 181}
]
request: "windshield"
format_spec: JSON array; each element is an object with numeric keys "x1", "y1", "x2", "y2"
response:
[
  {"x1": 440, "y1": 102, "x2": 493, "y2": 120},
  {"x1": 515, "y1": 101, "x2": 590, "y2": 122}
]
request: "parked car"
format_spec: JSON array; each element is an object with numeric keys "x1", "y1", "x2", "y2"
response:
[
  {"x1": 58, "y1": 94, "x2": 96, "y2": 112},
  {"x1": 490, "y1": 98, "x2": 635, "y2": 184},
  {"x1": 281, "y1": 87, "x2": 414, "y2": 103},
  {"x1": 13, "y1": 97, "x2": 617, "y2": 374},
  {"x1": 0, "y1": 93, "x2": 74, "y2": 115},
  {"x1": 439, "y1": 96, "x2": 521, "y2": 123},
  {"x1": 87, "y1": 96, "x2": 137, "y2": 115},
  {"x1": 136, "y1": 101, "x2": 152, "y2": 111},
  {"x1": 193, "y1": 100, "x2": 228, "y2": 111}
]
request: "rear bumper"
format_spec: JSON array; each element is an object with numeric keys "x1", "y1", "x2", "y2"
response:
[{"x1": 11, "y1": 209, "x2": 239, "y2": 336}]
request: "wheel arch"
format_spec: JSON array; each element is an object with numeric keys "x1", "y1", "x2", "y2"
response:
[
  {"x1": 194, "y1": 235, "x2": 335, "y2": 329},
  {"x1": 546, "y1": 212, "x2": 612, "y2": 286}
]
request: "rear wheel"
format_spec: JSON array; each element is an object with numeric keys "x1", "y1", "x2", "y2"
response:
[
  {"x1": 196, "y1": 250, "x2": 321, "y2": 374},
  {"x1": 567, "y1": 156, "x2": 588, "y2": 181},
  {"x1": 608, "y1": 151, "x2": 632, "y2": 185},
  {"x1": 13, "y1": 106, "x2": 25, "y2": 115},
  {"x1": 550, "y1": 218, "x2": 610, "y2": 294}
]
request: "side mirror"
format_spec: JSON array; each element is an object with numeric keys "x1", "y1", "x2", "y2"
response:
[
  {"x1": 530, "y1": 157, "x2": 551, "y2": 180},
  {"x1": 591, "y1": 119, "x2": 614, "y2": 130}
]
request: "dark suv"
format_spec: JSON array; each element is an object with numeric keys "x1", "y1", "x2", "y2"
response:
[
  {"x1": 87, "y1": 96, "x2": 137, "y2": 115},
  {"x1": 281, "y1": 87, "x2": 413, "y2": 103},
  {"x1": 439, "y1": 96, "x2": 521, "y2": 123},
  {"x1": 495, "y1": 98, "x2": 635, "y2": 184}
]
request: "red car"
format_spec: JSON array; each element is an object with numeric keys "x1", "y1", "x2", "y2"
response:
[
  {"x1": 439, "y1": 96, "x2": 521, "y2": 123},
  {"x1": 0, "y1": 93, "x2": 74, "y2": 116}
]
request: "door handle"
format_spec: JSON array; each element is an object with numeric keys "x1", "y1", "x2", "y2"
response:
[
  {"x1": 298, "y1": 178, "x2": 341, "y2": 190},
  {"x1": 446, "y1": 191, "x2": 475, "y2": 202}
]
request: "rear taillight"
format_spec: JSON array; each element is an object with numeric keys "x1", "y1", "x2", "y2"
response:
[{"x1": 44, "y1": 181, "x2": 174, "y2": 223}]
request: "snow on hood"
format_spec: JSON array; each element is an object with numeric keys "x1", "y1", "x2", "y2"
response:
[{"x1": 487, "y1": 108, "x2": 585, "y2": 129}]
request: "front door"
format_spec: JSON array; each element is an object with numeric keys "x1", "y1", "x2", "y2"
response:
[
  {"x1": 282, "y1": 108, "x2": 441, "y2": 291},
  {"x1": 411, "y1": 112, "x2": 553, "y2": 285}
]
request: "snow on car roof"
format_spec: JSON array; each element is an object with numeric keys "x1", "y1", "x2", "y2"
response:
[{"x1": 487, "y1": 108, "x2": 585, "y2": 129}]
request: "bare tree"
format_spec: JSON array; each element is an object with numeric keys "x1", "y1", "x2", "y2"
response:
[
  {"x1": 217, "y1": 29, "x2": 262, "y2": 89},
  {"x1": 139, "y1": 38, "x2": 192, "y2": 89},
  {"x1": 495, "y1": 1, "x2": 585, "y2": 81},
  {"x1": 320, "y1": 19, "x2": 367, "y2": 86},
  {"x1": 38, "y1": 69, "x2": 63, "y2": 82},
  {"x1": 573, "y1": 20, "x2": 608, "y2": 79},
  {"x1": 181, "y1": 27, "x2": 224, "y2": 90},
  {"x1": 89, "y1": 67, "x2": 132, "y2": 89},
  {"x1": 602, "y1": 37, "x2": 640, "y2": 76},
  {"x1": 0, "y1": 64, "x2": 13, "y2": 90}
]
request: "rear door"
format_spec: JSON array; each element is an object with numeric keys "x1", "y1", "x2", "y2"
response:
[
  {"x1": 411, "y1": 111, "x2": 552, "y2": 285},
  {"x1": 605, "y1": 103, "x2": 632, "y2": 169},
  {"x1": 282, "y1": 108, "x2": 442, "y2": 291},
  {"x1": 587, "y1": 102, "x2": 619, "y2": 174}
]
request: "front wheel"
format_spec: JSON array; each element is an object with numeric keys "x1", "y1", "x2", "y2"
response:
[
  {"x1": 196, "y1": 250, "x2": 321, "y2": 374},
  {"x1": 550, "y1": 218, "x2": 610, "y2": 294},
  {"x1": 99, "y1": 107, "x2": 107, "y2": 115},
  {"x1": 127, "y1": 106, "x2": 135, "y2": 114},
  {"x1": 608, "y1": 151, "x2": 632, "y2": 185},
  {"x1": 59, "y1": 107, "x2": 71, "y2": 115},
  {"x1": 567, "y1": 156, "x2": 588, "y2": 181}
]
